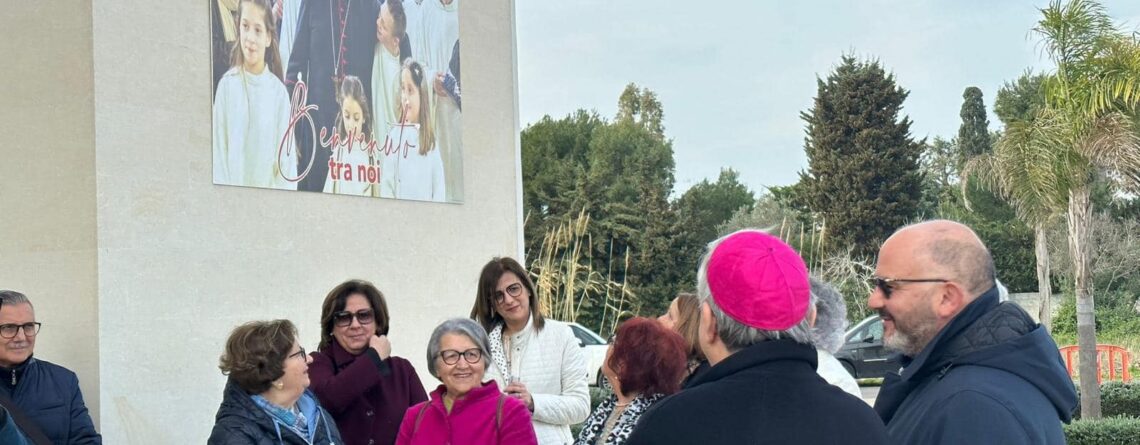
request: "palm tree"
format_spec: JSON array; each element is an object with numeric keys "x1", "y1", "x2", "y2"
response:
[
  {"x1": 1030, "y1": 0, "x2": 1140, "y2": 419},
  {"x1": 962, "y1": 116, "x2": 1063, "y2": 333}
]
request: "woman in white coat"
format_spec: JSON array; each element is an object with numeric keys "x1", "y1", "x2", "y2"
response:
[{"x1": 470, "y1": 257, "x2": 590, "y2": 445}]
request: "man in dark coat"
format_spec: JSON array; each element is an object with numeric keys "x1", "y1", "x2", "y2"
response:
[
  {"x1": 626, "y1": 231, "x2": 887, "y2": 445},
  {"x1": 285, "y1": 0, "x2": 380, "y2": 192},
  {"x1": 0, "y1": 290, "x2": 101, "y2": 444},
  {"x1": 870, "y1": 220, "x2": 1078, "y2": 444}
]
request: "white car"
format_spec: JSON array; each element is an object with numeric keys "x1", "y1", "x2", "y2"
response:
[{"x1": 567, "y1": 322, "x2": 610, "y2": 387}]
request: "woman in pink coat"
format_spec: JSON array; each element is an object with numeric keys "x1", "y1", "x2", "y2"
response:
[{"x1": 396, "y1": 318, "x2": 537, "y2": 445}]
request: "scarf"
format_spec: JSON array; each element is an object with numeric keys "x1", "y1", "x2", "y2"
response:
[
  {"x1": 488, "y1": 322, "x2": 510, "y2": 382},
  {"x1": 252, "y1": 395, "x2": 310, "y2": 440}
]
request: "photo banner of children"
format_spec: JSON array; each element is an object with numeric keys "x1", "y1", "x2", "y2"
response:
[{"x1": 210, "y1": 0, "x2": 463, "y2": 203}]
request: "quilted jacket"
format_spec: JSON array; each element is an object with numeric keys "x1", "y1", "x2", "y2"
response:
[
  {"x1": 485, "y1": 319, "x2": 589, "y2": 445},
  {"x1": 874, "y1": 287, "x2": 1078, "y2": 444}
]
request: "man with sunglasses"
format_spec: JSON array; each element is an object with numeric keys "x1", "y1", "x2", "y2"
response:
[
  {"x1": 0, "y1": 290, "x2": 101, "y2": 444},
  {"x1": 870, "y1": 221, "x2": 1076, "y2": 445}
]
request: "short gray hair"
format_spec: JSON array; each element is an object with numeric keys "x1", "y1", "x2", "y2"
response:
[
  {"x1": 809, "y1": 277, "x2": 848, "y2": 354},
  {"x1": 0, "y1": 290, "x2": 31, "y2": 309},
  {"x1": 696, "y1": 230, "x2": 813, "y2": 352},
  {"x1": 426, "y1": 318, "x2": 491, "y2": 378}
]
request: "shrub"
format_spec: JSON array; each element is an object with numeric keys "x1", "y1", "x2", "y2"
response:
[
  {"x1": 1064, "y1": 417, "x2": 1140, "y2": 445},
  {"x1": 1052, "y1": 292, "x2": 1140, "y2": 340},
  {"x1": 1074, "y1": 382, "x2": 1140, "y2": 419},
  {"x1": 1103, "y1": 382, "x2": 1140, "y2": 419}
]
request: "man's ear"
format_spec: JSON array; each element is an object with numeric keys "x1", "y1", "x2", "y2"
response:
[
  {"x1": 699, "y1": 302, "x2": 717, "y2": 345},
  {"x1": 936, "y1": 281, "x2": 969, "y2": 320}
]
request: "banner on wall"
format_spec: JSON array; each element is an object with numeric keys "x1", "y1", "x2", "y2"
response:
[{"x1": 210, "y1": 0, "x2": 463, "y2": 203}]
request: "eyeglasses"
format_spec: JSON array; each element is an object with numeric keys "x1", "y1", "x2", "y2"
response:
[
  {"x1": 288, "y1": 347, "x2": 307, "y2": 361},
  {"x1": 870, "y1": 277, "x2": 949, "y2": 298},
  {"x1": 493, "y1": 283, "x2": 525, "y2": 304},
  {"x1": 333, "y1": 309, "x2": 375, "y2": 327},
  {"x1": 438, "y1": 348, "x2": 483, "y2": 365},
  {"x1": 0, "y1": 323, "x2": 41, "y2": 339}
]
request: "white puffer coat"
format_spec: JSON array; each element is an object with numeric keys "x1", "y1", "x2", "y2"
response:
[{"x1": 486, "y1": 318, "x2": 590, "y2": 445}]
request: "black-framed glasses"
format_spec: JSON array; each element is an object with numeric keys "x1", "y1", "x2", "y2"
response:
[
  {"x1": 288, "y1": 347, "x2": 307, "y2": 361},
  {"x1": 438, "y1": 348, "x2": 483, "y2": 365},
  {"x1": 0, "y1": 323, "x2": 40, "y2": 339},
  {"x1": 333, "y1": 309, "x2": 375, "y2": 327},
  {"x1": 493, "y1": 283, "x2": 525, "y2": 304},
  {"x1": 870, "y1": 277, "x2": 949, "y2": 298}
]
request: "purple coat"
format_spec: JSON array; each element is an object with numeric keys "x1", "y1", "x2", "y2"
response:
[{"x1": 309, "y1": 342, "x2": 428, "y2": 445}]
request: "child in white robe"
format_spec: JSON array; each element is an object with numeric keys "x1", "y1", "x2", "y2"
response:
[
  {"x1": 379, "y1": 60, "x2": 445, "y2": 202},
  {"x1": 212, "y1": 0, "x2": 298, "y2": 190},
  {"x1": 324, "y1": 76, "x2": 377, "y2": 196}
]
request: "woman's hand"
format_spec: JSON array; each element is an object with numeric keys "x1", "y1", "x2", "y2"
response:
[
  {"x1": 504, "y1": 381, "x2": 534, "y2": 412},
  {"x1": 370, "y1": 335, "x2": 392, "y2": 360}
]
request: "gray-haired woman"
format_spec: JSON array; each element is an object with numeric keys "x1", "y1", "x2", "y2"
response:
[
  {"x1": 808, "y1": 277, "x2": 862, "y2": 397},
  {"x1": 396, "y1": 318, "x2": 537, "y2": 445}
]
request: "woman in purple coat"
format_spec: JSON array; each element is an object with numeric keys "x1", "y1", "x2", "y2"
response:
[{"x1": 309, "y1": 280, "x2": 428, "y2": 445}]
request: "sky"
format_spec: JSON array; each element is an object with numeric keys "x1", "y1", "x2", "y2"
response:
[{"x1": 515, "y1": 1, "x2": 1140, "y2": 196}]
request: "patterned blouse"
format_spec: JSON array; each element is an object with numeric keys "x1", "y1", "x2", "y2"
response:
[{"x1": 573, "y1": 393, "x2": 665, "y2": 445}]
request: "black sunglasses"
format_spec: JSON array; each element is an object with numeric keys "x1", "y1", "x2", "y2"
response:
[
  {"x1": 870, "y1": 277, "x2": 949, "y2": 298},
  {"x1": 333, "y1": 309, "x2": 375, "y2": 327}
]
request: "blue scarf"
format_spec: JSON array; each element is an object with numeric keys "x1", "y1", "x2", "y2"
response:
[{"x1": 252, "y1": 395, "x2": 310, "y2": 439}]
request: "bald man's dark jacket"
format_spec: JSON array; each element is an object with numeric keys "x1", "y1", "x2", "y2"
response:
[{"x1": 874, "y1": 287, "x2": 1077, "y2": 444}]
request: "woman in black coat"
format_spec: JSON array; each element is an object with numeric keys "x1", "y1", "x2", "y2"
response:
[{"x1": 208, "y1": 320, "x2": 342, "y2": 445}]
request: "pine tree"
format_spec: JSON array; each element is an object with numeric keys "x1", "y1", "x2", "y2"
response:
[{"x1": 798, "y1": 56, "x2": 924, "y2": 257}]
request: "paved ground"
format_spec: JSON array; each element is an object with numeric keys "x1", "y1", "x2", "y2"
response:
[{"x1": 860, "y1": 385, "x2": 880, "y2": 405}]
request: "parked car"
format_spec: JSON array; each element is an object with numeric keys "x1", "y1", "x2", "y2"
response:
[
  {"x1": 567, "y1": 322, "x2": 609, "y2": 387},
  {"x1": 834, "y1": 315, "x2": 900, "y2": 379}
]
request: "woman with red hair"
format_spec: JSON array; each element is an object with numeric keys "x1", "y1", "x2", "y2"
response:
[{"x1": 573, "y1": 318, "x2": 687, "y2": 445}]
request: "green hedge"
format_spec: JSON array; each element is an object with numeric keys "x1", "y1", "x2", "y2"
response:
[
  {"x1": 1075, "y1": 382, "x2": 1140, "y2": 419},
  {"x1": 1053, "y1": 292, "x2": 1140, "y2": 339},
  {"x1": 1065, "y1": 417, "x2": 1140, "y2": 445}
]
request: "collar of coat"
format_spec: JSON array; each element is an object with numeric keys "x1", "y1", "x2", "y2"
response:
[{"x1": 687, "y1": 339, "x2": 818, "y2": 388}]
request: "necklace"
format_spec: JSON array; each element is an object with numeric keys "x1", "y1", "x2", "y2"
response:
[{"x1": 328, "y1": 0, "x2": 352, "y2": 79}]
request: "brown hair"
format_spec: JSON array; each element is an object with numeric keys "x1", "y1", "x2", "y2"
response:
[
  {"x1": 319, "y1": 279, "x2": 391, "y2": 351},
  {"x1": 218, "y1": 319, "x2": 297, "y2": 394},
  {"x1": 673, "y1": 292, "x2": 705, "y2": 362},
  {"x1": 336, "y1": 75, "x2": 373, "y2": 140},
  {"x1": 229, "y1": 0, "x2": 284, "y2": 81},
  {"x1": 402, "y1": 59, "x2": 435, "y2": 156},
  {"x1": 470, "y1": 257, "x2": 545, "y2": 333},
  {"x1": 385, "y1": 0, "x2": 408, "y2": 46}
]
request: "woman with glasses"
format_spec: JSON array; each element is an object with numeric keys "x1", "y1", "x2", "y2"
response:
[
  {"x1": 208, "y1": 319, "x2": 342, "y2": 444},
  {"x1": 574, "y1": 317, "x2": 687, "y2": 445},
  {"x1": 469, "y1": 257, "x2": 589, "y2": 445},
  {"x1": 309, "y1": 280, "x2": 427, "y2": 445},
  {"x1": 396, "y1": 318, "x2": 537, "y2": 445}
]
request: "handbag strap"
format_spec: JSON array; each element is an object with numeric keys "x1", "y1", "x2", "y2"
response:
[{"x1": 0, "y1": 392, "x2": 53, "y2": 445}]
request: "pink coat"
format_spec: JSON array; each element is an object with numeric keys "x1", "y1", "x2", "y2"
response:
[{"x1": 395, "y1": 381, "x2": 538, "y2": 445}]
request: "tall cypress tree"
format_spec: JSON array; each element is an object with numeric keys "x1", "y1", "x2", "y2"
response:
[
  {"x1": 799, "y1": 56, "x2": 924, "y2": 257},
  {"x1": 957, "y1": 86, "x2": 992, "y2": 165}
]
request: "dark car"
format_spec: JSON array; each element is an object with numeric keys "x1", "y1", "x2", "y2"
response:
[{"x1": 834, "y1": 315, "x2": 900, "y2": 379}]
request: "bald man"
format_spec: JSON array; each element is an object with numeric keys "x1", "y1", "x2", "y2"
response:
[{"x1": 870, "y1": 220, "x2": 1076, "y2": 445}]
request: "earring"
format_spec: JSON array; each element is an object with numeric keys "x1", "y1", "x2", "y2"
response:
[{"x1": 273, "y1": 380, "x2": 284, "y2": 390}]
